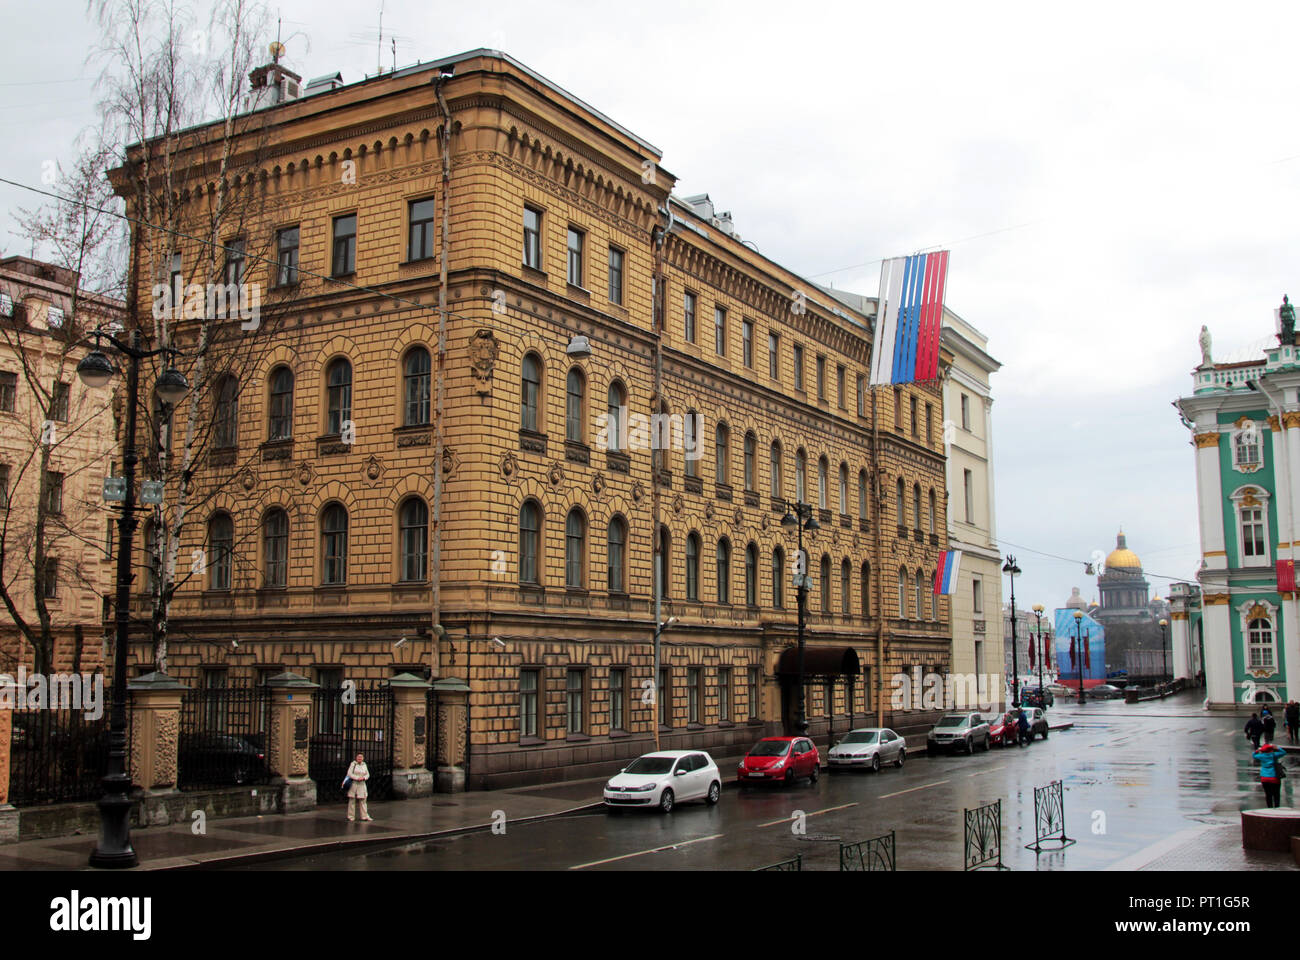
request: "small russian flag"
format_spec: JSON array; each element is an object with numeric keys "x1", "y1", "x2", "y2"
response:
[{"x1": 933, "y1": 549, "x2": 962, "y2": 595}]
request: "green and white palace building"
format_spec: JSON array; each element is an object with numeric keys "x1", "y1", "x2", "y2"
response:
[{"x1": 1173, "y1": 299, "x2": 1300, "y2": 709}]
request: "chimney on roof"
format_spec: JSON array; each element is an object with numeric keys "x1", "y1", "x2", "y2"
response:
[{"x1": 249, "y1": 41, "x2": 302, "y2": 105}]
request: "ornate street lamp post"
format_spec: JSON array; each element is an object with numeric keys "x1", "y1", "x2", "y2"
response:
[
  {"x1": 781, "y1": 499, "x2": 819, "y2": 736},
  {"x1": 1003, "y1": 556, "x2": 1022, "y2": 708},
  {"x1": 1072, "y1": 609, "x2": 1087, "y2": 705},
  {"x1": 1032, "y1": 603, "x2": 1046, "y2": 706},
  {"x1": 77, "y1": 330, "x2": 189, "y2": 868},
  {"x1": 1159, "y1": 617, "x2": 1169, "y2": 687}
]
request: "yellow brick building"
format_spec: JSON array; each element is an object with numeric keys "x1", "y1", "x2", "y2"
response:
[{"x1": 116, "y1": 50, "x2": 952, "y2": 789}]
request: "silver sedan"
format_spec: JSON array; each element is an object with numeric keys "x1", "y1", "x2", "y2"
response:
[{"x1": 827, "y1": 728, "x2": 906, "y2": 772}]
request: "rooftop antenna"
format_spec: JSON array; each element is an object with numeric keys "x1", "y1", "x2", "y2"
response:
[
  {"x1": 377, "y1": 0, "x2": 384, "y2": 76},
  {"x1": 391, "y1": 37, "x2": 397, "y2": 73},
  {"x1": 270, "y1": 13, "x2": 284, "y2": 63}
]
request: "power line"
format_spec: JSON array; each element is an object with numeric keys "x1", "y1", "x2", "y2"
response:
[{"x1": 996, "y1": 537, "x2": 1199, "y2": 584}]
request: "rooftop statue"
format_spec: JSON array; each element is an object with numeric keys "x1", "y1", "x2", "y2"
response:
[
  {"x1": 1199, "y1": 325, "x2": 1212, "y2": 367},
  {"x1": 1280, "y1": 295, "x2": 1295, "y2": 345}
]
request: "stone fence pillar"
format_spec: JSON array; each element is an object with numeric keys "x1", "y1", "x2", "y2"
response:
[
  {"x1": 0, "y1": 675, "x2": 14, "y2": 842},
  {"x1": 431, "y1": 677, "x2": 469, "y2": 792},
  {"x1": 265, "y1": 672, "x2": 318, "y2": 813},
  {"x1": 388, "y1": 673, "x2": 433, "y2": 799},
  {"x1": 126, "y1": 672, "x2": 188, "y2": 795}
]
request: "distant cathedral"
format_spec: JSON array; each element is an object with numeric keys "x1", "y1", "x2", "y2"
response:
[{"x1": 1095, "y1": 529, "x2": 1166, "y2": 624}]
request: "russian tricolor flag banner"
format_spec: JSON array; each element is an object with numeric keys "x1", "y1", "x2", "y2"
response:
[
  {"x1": 933, "y1": 549, "x2": 962, "y2": 595},
  {"x1": 870, "y1": 250, "x2": 949, "y2": 386}
]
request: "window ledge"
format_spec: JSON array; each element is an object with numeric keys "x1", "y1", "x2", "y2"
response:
[
  {"x1": 565, "y1": 733, "x2": 591, "y2": 743},
  {"x1": 609, "y1": 728, "x2": 630, "y2": 739},
  {"x1": 519, "y1": 736, "x2": 545, "y2": 747}
]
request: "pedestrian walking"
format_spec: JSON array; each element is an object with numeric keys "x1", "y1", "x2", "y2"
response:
[
  {"x1": 1245, "y1": 713, "x2": 1264, "y2": 749},
  {"x1": 1016, "y1": 708, "x2": 1031, "y2": 746},
  {"x1": 346, "y1": 752, "x2": 373, "y2": 822},
  {"x1": 1263, "y1": 709, "x2": 1277, "y2": 743},
  {"x1": 1253, "y1": 738, "x2": 1288, "y2": 809},
  {"x1": 1286, "y1": 701, "x2": 1300, "y2": 745}
]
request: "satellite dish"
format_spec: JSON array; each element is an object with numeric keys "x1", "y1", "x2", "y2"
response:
[{"x1": 269, "y1": 40, "x2": 286, "y2": 62}]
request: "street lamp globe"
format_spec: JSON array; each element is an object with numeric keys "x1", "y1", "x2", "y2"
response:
[
  {"x1": 155, "y1": 365, "x2": 191, "y2": 405},
  {"x1": 1032, "y1": 603, "x2": 1044, "y2": 614},
  {"x1": 1159, "y1": 618, "x2": 1168, "y2": 627},
  {"x1": 1073, "y1": 610, "x2": 1084, "y2": 622},
  {"x1": 75, "y1": 349, "x2": 116, "y2": 389},
  {"x1": 804, "y1": 514, "x2": 820, "y2": 531},
  {"x1": 781, "y1": 510, "x2": 798, "y2": 528}
]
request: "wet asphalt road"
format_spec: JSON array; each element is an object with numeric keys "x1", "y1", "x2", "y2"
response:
[{"x1": 236, "y1": 692, "x2": 1290, "y2": 870}]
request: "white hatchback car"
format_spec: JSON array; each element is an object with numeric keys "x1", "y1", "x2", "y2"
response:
[{"x1": 603, "y1": 750, "x2": 722, "y2": 813}]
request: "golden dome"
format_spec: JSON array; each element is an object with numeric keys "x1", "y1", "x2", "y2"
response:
[{"x1": 1105, "y1": 529, "x2": 1141, "y2": 570}]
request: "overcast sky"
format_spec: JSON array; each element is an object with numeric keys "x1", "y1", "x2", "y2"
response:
[{"x1": 3, "y1": 0, "x2": 1297, "y2": 611}]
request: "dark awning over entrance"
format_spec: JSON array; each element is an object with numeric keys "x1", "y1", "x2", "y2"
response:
[{"x1": 776, "y1": 646, "x2": 860, "y2": 679}]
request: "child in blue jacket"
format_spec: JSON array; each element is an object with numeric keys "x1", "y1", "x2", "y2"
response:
[{"x1": 1253, "y1": 740, "x2": 1288, "y2": 808}]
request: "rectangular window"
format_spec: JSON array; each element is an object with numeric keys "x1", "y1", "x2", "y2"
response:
[
  {"x1": 718, "y1": 668, "x2": 731, "y2": 722},
  {"x1": 0, "y1": 293, "x2": 11, "y2": 316},
  {"x1": 894, "y1": 388, "x2": 903, "y2": 430},
  {"x1": 331, "y1": 213, "x2": 356, "y2": 276},
  {"x1": 793, "y1": 344, "x2": 804, "y2": 391},
  {"x1": 45, "y1": 471, "x2": 64, "y2": 515},
  {"x1": 961, "y1": 393, "x2": 971, "y2": 431},
  {"x1": 742, "y1": 318, "x2": 754, "y2": 368},
  {"x1": 768, "y1": 333, "x2": 779, "y2": 379},
  {"x1": 963, "y1": 469, "x2": 974, "y2": 524},
  {"x1": 408, "y1": 198, "x2": 435, "y2": 261},
  {"x1": 0, "y1": 464, "x2": 8, "y2": 509},
  {"x1": 0, "y1": 371, "x2": 15, "y2": 412},
  {"x1": 566, "y1": 669, "x2": 585, "y2": 734},
  {"x1": 816, "y1": 355, "x2": 827, "y2": 400},
  {"x1": 714, "y1": 306, "x2": 726, "y2": 356},
  {"x1": 41, "y1": 558, "x2": 58, "y2": 600},
  {"x1": 609, "y1": 667, "x2": 626, "y2": 731},
  {"x1": 523, "y1": 206, "x2": 542, "y2": 270},
  {"x1": 50, "y1": 381, "x2": 70, "y2": 422},
  {"x1": 926, "y1": 403, "x2": 933, "y2": 444},
  {"x1": 684, "y1": 291, "x2": 697, "y2": 343},
  {"x1": 910, "y1": 395, "x2": 919, "y2": 437},
  {"x1": 747, "y1": 667, "x2": 759, "y2": 721},
  {"x1": 276, "y1": 226, "x2": 299, "y2": 286},
  {"x1": 169, "y1": 251, "x2": 182, "y2": 306},
  {"x1": 1242, "y1": 506, "x2": 1267, "y2": 558},
  {"x1": 520, "y1": 669, "x2": 539, "y2": 738},
  {"x1": 687, "y1": 667, "x2": 701, "y2": 724},
  {"x1": 566, "y1": 226, "x2": 584, "y2": 287},
  {"x1": 857, "y1": 374, "x2": 865, "y2": 416},
  {"x1": 837, "y1": 365, "x2": 846, "y2": 409},
  {"x1": 972, "y1": 577, "x2": 983, "y2": 615},
  {"x1": 658, "y1": 667, "x2": 670, "y2": 728},
  {"x1": 607, "y1": 247, "x2": 624, "y2": 305},
  {"x1": 224, "y1": 238, "x2": 246, "y2": 285}
]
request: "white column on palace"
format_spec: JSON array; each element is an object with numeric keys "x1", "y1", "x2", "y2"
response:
[
  {"x1": 1284, "y1": 415, "x2": 1300, "y2": 699},
  {"x1": 1170, "y1": 614, "x2": 1191, "y2": 680}
]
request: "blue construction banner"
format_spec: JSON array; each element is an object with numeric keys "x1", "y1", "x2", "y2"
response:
[{"x1": 1054, "y1": 608, "x2": 1106, "y2": 681}]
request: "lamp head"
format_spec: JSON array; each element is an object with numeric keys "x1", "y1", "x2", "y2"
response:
[
  {"x1": 1073, "y1": 610, "x2": 1084, "y2": 621},
  {"x1": 1159, "y1": 618, "x2": 1168, "y2": 627},
  {"x1": 76, "y1": 349, "x2": 116, "y2": 389},
  {"x1": 1032, "y1": 603, "x2": 1044, "y2": 614},
  {"x1": 804, "y1": 514, "x2": 820, "y2": 531},
  {"x1": 781, "y1": 510, "x2": 798, "y2": 529},
  {"x1": 155, "y1": 365, "x2": 190, "y2": 405}
]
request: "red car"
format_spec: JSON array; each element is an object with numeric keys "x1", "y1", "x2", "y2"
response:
[
  {"x1": 988, "y1": 712, "x2": 1019, "y2": 748},
  {"x1": 737, "y1": 736, "x2": 820, "y2": 785}
]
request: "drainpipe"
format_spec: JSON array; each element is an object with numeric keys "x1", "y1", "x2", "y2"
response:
[
  {"x1": 432, "y1": 75, "x2": 452, "y2": 677},
  {"x1": 651, "y1": 204, "x2": 669, "y2": 750},
  {"x1": 872, "y1": 386, "x2": 886, "y2": 729}
]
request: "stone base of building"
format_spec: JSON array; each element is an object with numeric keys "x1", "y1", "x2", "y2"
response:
[
  {"x1": 277, "y1": 778, "x2": 317, "y2": 814},
  {"x1": 436, "y1": 764, "x2": 466, "y2": 793},
  {"x1": 391, "y1": 767, "x2": 434, "y2": 799},
  {"x1": 0, "y1": 805, "x2": 17, "y2": 844}
]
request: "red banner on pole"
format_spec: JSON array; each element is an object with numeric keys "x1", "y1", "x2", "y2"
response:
[{"x1": 1278, "y1": 559, "x2": 1296, "y2": 593}]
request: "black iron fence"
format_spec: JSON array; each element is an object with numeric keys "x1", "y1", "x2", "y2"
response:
[
  {"x1": 309, "y1": 684, "x2": 395, "y2": 803},
  {"x1": 964, "y1": 799, "x2": 1007, "y2": 870},
  {"x1": 177, "y1": 684, "x2": 272, "y2": 790},
  {"x1": 754, "y1": 854, "x2": 802, "y2": 871},
  {"x1": 7, "y1": 685, "x2": 129, "y2": 806},
  {"x1": 839, "y1": 831, "x2": 896, "y2": 871},
  {"x1": 1026, "y1": 779, "x2": 1076, "y2": 852}
]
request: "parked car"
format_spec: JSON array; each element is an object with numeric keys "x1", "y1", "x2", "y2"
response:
[
  {"x1": 177, "y1": 732, "x2": 270, "y2": 785},
  {"x1": 737, "y1": 736, "x2": 820, "y2": 785},
  {"x1": 926, "y1": 713, "x2": 990, "y2": 754},
  {"x1": 988, "y1": 711, "x2": 1017, "y2": 748},
  {"x1": 828, "y1": 728, "x2": 905, "y2": 772},
  {"x1": 1019, "y1": 706, "x2": 1050, "y2": 740},
  {"x1": 1021, "y1": 685, "x2": 1054, "y2": 708},
  {"x1": 603, "y1": 750, "x2": 721, "y2": 813},
  {"x1": 1090, "y1": 684, "x2": 1124, "y2": 700}
]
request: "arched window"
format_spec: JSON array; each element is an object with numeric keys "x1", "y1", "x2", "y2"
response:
[
  {"x1": 915, "y1": 569, "x2": 926, "y2": 619},
  {"x1": 321, "y1": 503, "x2": 348, "y2": 585},
  {"x1": 818, "y1": 456, "x2": 829, "y2": 510},
  {"x1": 399, "y1": 497, "x2": 429, "y2": 582},
  {"x1": 745, "y1": 542, "x2": 758, "y2": 606},
  {"x1": 744, "y1": 432, "x2": 757, "y2": 493},
  {"x1": 716, "y1": 422, "x2": 730, "y2": 485},
  {"x1": 896, "y1": 478, "x2": 906, "y2": 528},
  {"x1": 263, "y1": 508, "x2": 288, "y2": 588},
  {"x1": 684, "y1": 409, "x2": 700, "y2": 477},
  {"x1": 326, "y1": 358, "x2": 352, "y2": 436},
  {"x1": 268, "y1": 366, "x2": 294, "y2": 441},
  {"x1": 656, "y1": 525, "x2": 671, "y2": 599},
  {"x1": 929, "y1": 488, "x2": 937, "y2": 535},
  {"x1": 686, "y1": 532, "x2": 701, "y2": 601},
  {"x1": 607, "y1": 380, "x2": 626, "y2": 452},
  {"x1": 770, "y1": 441, "x2": 783, "y2": 498},
  {"x1": 209, "y1": 513, "x2": 233, "y2": 590},
  {"x1": 519, "y1": 501, "x2": 541, "y2": 585},
  {"x1": 214, "y1": 375, "x2": 238, "y2": 448},
  {"x1": 897, "y1": 566, "x2": 908, "y2": 618},
  {"x1": 521, "y1": 353, "x2": 542, "y2": 432},
  {"x1": 565, "y1": 367, "x2": 585, "y2": 443},
  {"x1": 404, "y1": 347, "x2": 431, "y2": 426},
  {"x1": 819, "y1": 554, "x2": 831, "y2": 613},
  {"x1": 838, "y1": 463, "x2": 848, "y2": 515},
  {"x1": 860, "y1": 561, "x2": 870, "y2": 617},
  {"x1": 565, "y1": 508, "x2": 586, "y2": 589},
  {"x1": 607, "y1": 515, "x2": 627, "y2": 593},
  {"x1": 796, "y1": 449, "x2": 807, "y2": 502},
  {"x1": 913, "y1": 484, "x2": 922, "y2": 532},
  {"x1": 858, "y1": 469, "x2": 868, "y2": 521},
  {"x1": 840, "y1": 558, "x2": 851, "y2": 614},
  {"x1": 716, "y1": 538, "x2": 731, "y2": 603}
]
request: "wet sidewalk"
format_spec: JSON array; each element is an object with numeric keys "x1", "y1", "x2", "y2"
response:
[{"x1": 1107, "y1": 820, "x2": 1297, "y2": 872}]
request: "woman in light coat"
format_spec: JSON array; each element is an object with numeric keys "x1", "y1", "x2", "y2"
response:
[{"x1": 347, "y1": 753, "x2": 373, "y2": 821}]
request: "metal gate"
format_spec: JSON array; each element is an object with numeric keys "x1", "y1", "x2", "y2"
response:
[{"x1": 308, "y1": 683, "x2": 395, "y2": 803}]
